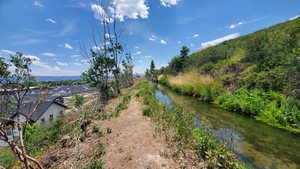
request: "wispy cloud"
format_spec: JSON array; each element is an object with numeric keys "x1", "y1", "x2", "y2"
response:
[
  {"x1": 41, "y1": 52, "x2": 56, "y2": 57},
  {"x1": 177, "y1": 41, "x2": 182, "y2": 44},
  {"x1": 149, "y1": 35, "x2": 157, "y2": 41},
  {"x1": 289, "y1": 14, "x2": 300, "y2": 21},
  {"x1": 135, "y1": 51, "x2": 142, "y2": 55},
  {"x1": 0, "y1": 49, "x2": 15, "y2": 55},
  {"x1": 12, "y1": 39, "x2": 45, "y2": 46},
  {"x1": 160, "y1": 40, "x2": 167, "y2": 45},
  {"x1": 201, "y1": 33, "x2": 240, "y2": 48},
  {"x1": 46, "y1": 18, "x2": 56, "y2": 24},
  {"x1": 33, "y1": 1, "x2": 44, "y2": 8},
  {"x1": 64, "y1": 43, "x2": 73, "y2": 49},
  {"x1": 229, "y1": 21, "x2": 244, "y2": 29},
  {"x1": 144, "y1": 55, "x2": 152, "y2": 58},
  {"x1": 58, "y1": 20, "x2": 77, "y2": 36},
  {"x1": 192, "y1": 34, "x2": 199, "y2": 38},
  {"x1": 56, "y1": 61, "x2": 69, "y2": 66},
  {"x1": 160, "y1": 0, "x2": 180, "y2": 7}
]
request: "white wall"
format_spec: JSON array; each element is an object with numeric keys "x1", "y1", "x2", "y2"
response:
[{"x1": 36, "y1": 104, "x2": 65, "y2": 124}]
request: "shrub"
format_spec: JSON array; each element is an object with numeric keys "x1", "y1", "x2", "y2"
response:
[
  {"x1": 75, "y1": 94, "x2": 85, "y2": 108},
  {"x1": 83, "y1": 159, "x2": 105, "y2": 169}
]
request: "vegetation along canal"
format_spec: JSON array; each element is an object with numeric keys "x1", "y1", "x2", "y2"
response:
[{"x1": 155, "y1": 85, "x2": 300, "y2": 169}]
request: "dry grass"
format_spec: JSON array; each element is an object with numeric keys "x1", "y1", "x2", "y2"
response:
[{"x1": 167, "y1": 71, "x2": 215, "y2": 86}]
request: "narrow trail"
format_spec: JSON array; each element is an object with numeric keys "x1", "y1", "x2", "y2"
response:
[{"x1": 99, "y1": 98, "x2": 179, "y2": 169}]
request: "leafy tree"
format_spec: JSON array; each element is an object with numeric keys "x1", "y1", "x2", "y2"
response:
[
  {"x1": 180, "y1": 46, "x2": 190, "y2": 59},
  {"x1": 149, "y1": 60, "x2": 158, "y2": 83},
  {"x1": 0, "y1": 53, "x2": 44, "y2": 169}
]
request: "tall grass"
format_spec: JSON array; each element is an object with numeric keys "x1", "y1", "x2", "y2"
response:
[{"x1": 159, "y1": 72, "x2": 224, "y2": 102}]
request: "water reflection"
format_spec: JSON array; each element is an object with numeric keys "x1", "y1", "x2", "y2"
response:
[{"x1": 154, "y1": 86, "x2": 300, "y2": 169}]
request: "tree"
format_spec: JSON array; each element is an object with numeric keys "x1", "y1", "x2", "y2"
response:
[
  {"x1": 180, "y1": 46, "x2": 190, "y2": 59},
  {"x1": 121, "y1": 53, "x2": 134, "y2": 88},
  {"x1": 0, "y1": 53, "x2": 44, "y2": 169},
  {"x1": 82, "y1": 50, "x2": 115, "y2": 105},
  {"x1": 149, "y1": 60, "x2": 158, "y2": 83}
]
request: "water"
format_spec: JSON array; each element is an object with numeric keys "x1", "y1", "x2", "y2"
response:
[
  {"x1": 35, "y1": 76, "x2": 82, "y2": 82},
  {"x1": 155, "y1": 85, "x2": 300, "y2": 169}
]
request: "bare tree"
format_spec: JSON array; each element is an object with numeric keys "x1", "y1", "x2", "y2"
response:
[
  {"x1": 0, "y1": 53, "x2": 44, "y2": 169},
  {"x1": 82, "y1": 0, "x2": 129, "y2": 104}
]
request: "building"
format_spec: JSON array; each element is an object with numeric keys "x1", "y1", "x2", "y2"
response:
[{"x1": 0, "y1": 97, "x2": 68, "y2": 147}]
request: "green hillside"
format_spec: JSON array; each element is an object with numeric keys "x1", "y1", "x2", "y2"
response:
[{"x1": 158, "y1": 18, "x2": 300, "y2": 133}]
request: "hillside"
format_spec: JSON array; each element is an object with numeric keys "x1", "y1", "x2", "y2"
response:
[{"x1": 158, "y1": 18, "x2": 300, "y2": 133}]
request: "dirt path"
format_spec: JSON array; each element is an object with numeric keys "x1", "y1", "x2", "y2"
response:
[{"x1": 99, "y1": 98, "x2": 179, "y2": 169}]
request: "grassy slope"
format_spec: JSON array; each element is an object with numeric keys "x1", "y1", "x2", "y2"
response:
[{"x1": 159, "y1": 18, "x2": 300, "y2": 133}]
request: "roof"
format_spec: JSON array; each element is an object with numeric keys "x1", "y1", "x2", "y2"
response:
[{"x1": 7, "y1": 99, "x2": 68, "y2": 123}]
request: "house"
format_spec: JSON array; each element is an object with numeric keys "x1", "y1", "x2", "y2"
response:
[{"x1": 0, "y1": 97, "x2": 68, "y2": 147}]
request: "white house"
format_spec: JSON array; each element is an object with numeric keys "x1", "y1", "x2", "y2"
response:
[{"x1": 0, "y1": 98, "x2": 68, "y2": 147}]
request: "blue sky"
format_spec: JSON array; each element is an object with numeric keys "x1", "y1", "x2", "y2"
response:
[{"x1": 0, "y1": 0, "x2": 299, "y2": 76}]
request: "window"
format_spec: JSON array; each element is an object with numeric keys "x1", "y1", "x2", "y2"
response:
[
  {"x1": 41, "y1": 118, "x2": 45, "y2": 123},
  {"x1": 49, "y1": 114, "x2": 53, "y2": 121}
]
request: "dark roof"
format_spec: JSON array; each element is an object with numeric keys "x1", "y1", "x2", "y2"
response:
[{"x1": 9, "y1": 99, "x2": 68, "y2": 122}]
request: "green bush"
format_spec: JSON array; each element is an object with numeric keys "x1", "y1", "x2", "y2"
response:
[{"x1": 75, "y1": 94, "x2": 85, "y2": 108}]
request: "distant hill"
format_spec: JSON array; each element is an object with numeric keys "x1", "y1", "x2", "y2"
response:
[{"x1": 35, "y1": 76, "x2": 82, "y2": 82}]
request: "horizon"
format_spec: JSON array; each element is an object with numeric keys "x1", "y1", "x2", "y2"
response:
[{"x1": 0, "y1": 0, "x2": 299, "y2": 76}]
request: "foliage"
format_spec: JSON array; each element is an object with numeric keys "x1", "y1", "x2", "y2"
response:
[
  {"x1": 83, "y1": 159, "x2": 105, "y2": 169},
  {"x1": 215, "y1": 88, "x2": 300, "y2": 132},
  {"x1": 24, "y1": 118, "x2": 64, "y2": 155},
  {"x1": 95, "y1": 143, "x2": 105, "y2": 158},
  {"x1": 75, "y1": 94, "x2": 85, "y2": 108}
]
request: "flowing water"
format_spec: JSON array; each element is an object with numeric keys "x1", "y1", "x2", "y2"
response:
[{"x1": 155, "y1": 85, "x2": 300, "y2": 169}]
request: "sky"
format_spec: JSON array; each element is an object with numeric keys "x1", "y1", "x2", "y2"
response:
[{"x1": 0, "y1": 0, "x2": 299, "y2": 76}]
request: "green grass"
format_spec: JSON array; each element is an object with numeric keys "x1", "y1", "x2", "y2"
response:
[{"x1": 0, "y1": 148, "x2": 16, "y2": 168}]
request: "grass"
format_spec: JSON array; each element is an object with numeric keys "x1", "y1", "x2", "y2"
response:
[
  {"x1": 160, "y1": 72, "x2": 224, "y2": 102},
  {"x1": 135, "y1": 80, "x2": 250, "y2": 169},
  {"x1": 0, "y1": 147, "x2": 16, "y2": 168}
]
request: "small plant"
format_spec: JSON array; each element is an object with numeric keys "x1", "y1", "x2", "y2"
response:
[
  {"x1": 92, "y1": 125, "x2": 100, "y2": 134},
  {"x1": 75, "y1": 94, "x2": 85, "y2": 108},
  {"x1": 95, "y1": 143, "x2": 105, "y2": 157},
  {"x1": 106, "y1": 128, "x2": 112, "y2": 134},
  {"x1": 84, "y1": 159, "x2": 105, "y2": 169},
  {"x1": 143, "y1": 107, "x2": 151, "y2": 117}
]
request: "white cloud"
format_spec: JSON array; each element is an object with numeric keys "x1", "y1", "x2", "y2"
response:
[
  {"x1": 64, "y1": 43, "x2": 73, "y2": 49},
  {"x1": 289, "y1": 14, "x2": 300, "y2": 21},
  {"x1": 190, "y1": 43, "x2": 194, "y2": 47},
  {"x1": 105, "y1": 33, "x2": 110, "y2": 39},
  {"x1": 71, "y1": 55, "x2": 81, "y2": 58},
  {"x1": 46, "y1": 18, "x2": 56, "y2": 24},
  {"x1": 33, "y1": 1, "x2": 44, "y2": 7},
  {"x1": 160, "y1": 0, "x2": 180, "y2": 7},
  {"x1": 135, "y1": 51, "x2": 142, "y2": 55},
  {"x1": 229, "y1": 21, "x2": 244, "y2": 29},
  {"x1": 144, "y1": 55, "x2": 152, "y2": 58},
  {"x1": 73, "y1": 62, "x2": 82, "y2": 66},
  {"x1": 201, "y1": 33, "x2": 240, "y2": 48},
  {"x1": 41, "y1": 52, "x2": 56, "y2": 57},
  {"x1": 160, "y1": 40, "x2": 167, "y2": 45},
  {"x1": 149, "y1": 35, "x2": 156, "y2": 41},
  {"x1": 109, "y1": 0, "x2": 149, "y2": 21},
  {"x1": 177, "y1": 41, "x2": 182, "y2": 44},
  {"x1": 0, "y1": 49, "x2": 15, "y2": 55},
  {"x1": 192, "y1": 34, "x2": 199, "y2": 38},
  {"x1": 56, "y1": 61, "x2": 69, "y2": 66},
  {"x1": 92, "y1": 46, "x2": 104, "y2": 51},
  {"x1": 91, "y1": 4, "x2": 107, "y2": 21}
]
